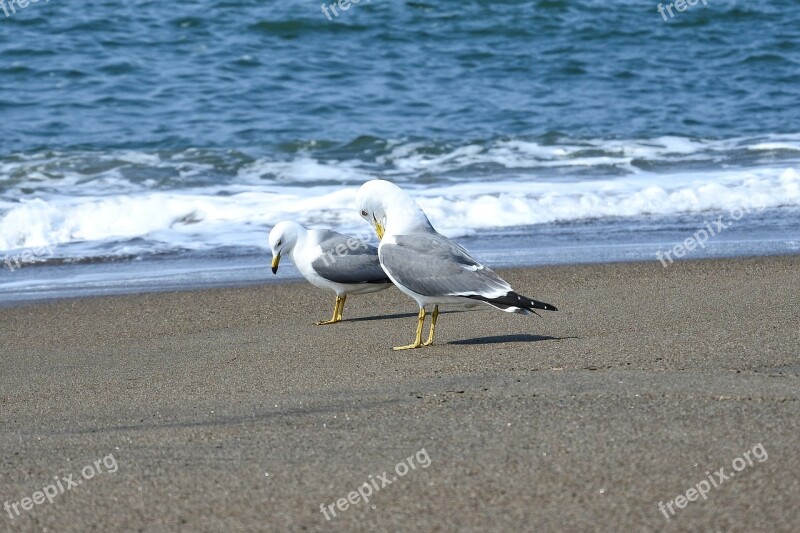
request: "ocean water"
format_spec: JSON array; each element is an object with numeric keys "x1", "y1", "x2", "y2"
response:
[{"x1": 1, "y1": 0, "x2": 799, "y2": 299}]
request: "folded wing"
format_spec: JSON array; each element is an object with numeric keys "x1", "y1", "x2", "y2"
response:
[
  {"x1": 379, "y1": 233, "x2": 513, "y2": 298},
  {"x1": 312, "y1": 231, "x2": 391, "y2": 284},
  {"x1": 380, "y1": 232, "x2": 557, "y2": 314}
]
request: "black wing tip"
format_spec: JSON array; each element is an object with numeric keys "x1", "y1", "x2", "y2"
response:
[
  {"x1": 365, "y1": 277, "x2": 393, "y2": 285},
  {"x1": 514, "y1": 292, "x2": 557, "y2": 312},
  {"x1": 467, "y1": 291, "x2": 558, "y2": 313}
]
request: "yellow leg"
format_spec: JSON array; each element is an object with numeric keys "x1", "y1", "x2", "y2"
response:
[
  {"x1": 393, "y1": 307, "x2": 427, "y2": 351},
  {"x1": 422, "y1": 305, "x2": 439, "y2": 346},
  {"x1": 335, "y1": 295, "x2": 346, "y2": 322},
  {"x1": 316, "y1": 295, "x2": 343, "y2": 325}
]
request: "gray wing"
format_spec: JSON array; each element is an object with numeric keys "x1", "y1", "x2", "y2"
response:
[
  {"x1": 379, "y1": 232, "x2": 512, "y2": 297},
  {"x1": 311, "y1": 231, "x2": 391, "y2": 284}
]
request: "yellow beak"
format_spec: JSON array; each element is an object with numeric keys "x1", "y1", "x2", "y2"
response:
[
  {"x1": 374, "y1": 221, "x2": 385, "y2": 240},
  {"x1": 271, "y1": 253, "x2": 281, "y2": 274}
]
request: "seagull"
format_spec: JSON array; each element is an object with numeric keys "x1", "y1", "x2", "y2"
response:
[
  {"x1": 269, "y1": 221, "x2": 392, "y2": 325},
  {"x1": 355, "y1": 180, "x2": 557, "y2": 350}
]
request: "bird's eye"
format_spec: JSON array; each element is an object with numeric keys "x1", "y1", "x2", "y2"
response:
[
  {"x1": 360, "y1": 210, "x2": 368, "y2": 217},
  {"x1": 277, "y1": 240, "x2": 282, "y2": 246}
]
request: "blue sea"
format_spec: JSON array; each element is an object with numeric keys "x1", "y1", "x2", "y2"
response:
[{"x1": 1, "y1": 0, "x2": 799, "y2": 302}]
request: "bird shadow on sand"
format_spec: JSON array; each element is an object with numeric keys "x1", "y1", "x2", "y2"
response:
[
  {"x1": 345, "y1": 310, "x2": 467, "y2": 323},
  {"x1": 449, "y1": 334, "x2": 571, "y2": 345}
]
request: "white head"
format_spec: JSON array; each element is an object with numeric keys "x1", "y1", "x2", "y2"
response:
[
  {"x1": 356, "y1": 180, "x2": 433, "y2": 239},
  {"x1": 268, "y1": 221, "x2": 306, "y2": 274}
]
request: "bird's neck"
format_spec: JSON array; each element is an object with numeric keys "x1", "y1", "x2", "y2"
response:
[
  {"x1": 386, "y1": 203, "x2": 434, "y2": 236},
  {"x1": 286, "y1": 226, "x2": 308, "y2": 257}
]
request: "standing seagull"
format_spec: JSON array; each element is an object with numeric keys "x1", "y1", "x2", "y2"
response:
[
  {"x1": 355, "y1": 180, "x2": 557, "y2": 350},
  {"x1": 269, "y1": 221, "x2": 392, "y2": 325}
]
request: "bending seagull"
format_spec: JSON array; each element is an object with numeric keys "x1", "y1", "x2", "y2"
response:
[
  {"x1": 269, "y1": 221, "x2": 392, "y2": 325},
  {"x1": 355, "y1": 180, "x2": 557, "y2": 350}
]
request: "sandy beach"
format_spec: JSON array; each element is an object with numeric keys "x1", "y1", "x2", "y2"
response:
[{"x1": 1, "y1": 256, "x2": 798, "y2": 532}]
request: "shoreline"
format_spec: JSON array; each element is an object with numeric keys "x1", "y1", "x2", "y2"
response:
[
  {"x1": 2, "y1": 205, "x2": 799, "y2": 307},
  {"x1": 1, "y1": 246, "x2": 799, "y2": 309}
]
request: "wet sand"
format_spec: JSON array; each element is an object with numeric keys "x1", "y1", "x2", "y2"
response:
[{"x1": 1, "y1": 256, "x2": 798, "y2": 532}]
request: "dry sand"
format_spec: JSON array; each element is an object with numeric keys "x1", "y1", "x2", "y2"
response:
[{"x1": 1, "y1": 256, "x2": 798, "y2": 532}]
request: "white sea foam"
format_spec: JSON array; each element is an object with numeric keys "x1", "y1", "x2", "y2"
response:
[
  {"x1": 1, "y1": 166, "x2": 798, "y2": 255},
  {"x1": 2, "y1": 135, "x2": 800, "y2": 257}
]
